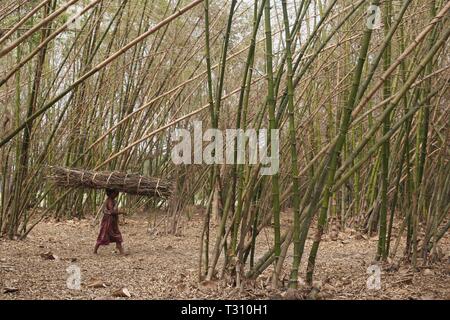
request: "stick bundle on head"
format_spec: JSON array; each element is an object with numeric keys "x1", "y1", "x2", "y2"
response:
[{"x1": 47, "y1": 166, "x2": 173, "y2": 198}]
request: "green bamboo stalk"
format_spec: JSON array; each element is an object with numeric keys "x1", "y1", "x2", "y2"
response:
[
  {"x1": 263, "y1": 0, "x2": 281, "y2": 288},
  {"x1": 280, "y1": 0, "x2": 301, "y2": 289},
  {"x1": 377, "y1": 0, "x2": 392, "y2": 261}
]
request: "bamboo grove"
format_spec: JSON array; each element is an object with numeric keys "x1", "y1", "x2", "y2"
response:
[{"x1": 0, "y1": 0, "x2": 449, "y2": 288}]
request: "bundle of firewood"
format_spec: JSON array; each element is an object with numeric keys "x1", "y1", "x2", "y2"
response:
[{"x1": 47, "y1": 166, "x2": 173, "y2": 198}]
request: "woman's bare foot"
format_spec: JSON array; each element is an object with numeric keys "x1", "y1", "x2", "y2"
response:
[
  {"x1": 116, "y1": 243, "x2": 125, "y2": 255},
  {"x1": 93, "y1": 244, "x2": 99, "y2": 254}
]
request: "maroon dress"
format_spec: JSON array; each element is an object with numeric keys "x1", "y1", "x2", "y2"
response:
[{"x1": 96, "y1": 199, "x2": 123, "y2": 245}]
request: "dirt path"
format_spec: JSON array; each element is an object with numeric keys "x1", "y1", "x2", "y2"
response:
[{"x1": 1, "y1": 212, "x2": 449, "y2": 300}]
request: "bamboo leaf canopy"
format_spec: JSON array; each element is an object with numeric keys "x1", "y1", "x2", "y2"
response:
[{"x1": 47, "y1": 166, "x2": 173, "y2": 199}]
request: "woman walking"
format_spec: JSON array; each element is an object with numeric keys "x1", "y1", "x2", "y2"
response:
[{"x1": 94, "y1": 189, "x2": 125, "y2": 254}]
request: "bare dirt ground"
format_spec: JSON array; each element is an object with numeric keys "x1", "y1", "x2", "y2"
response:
[{"x1": 1, "y1": 211, "x2": 449, "y2": 300}]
